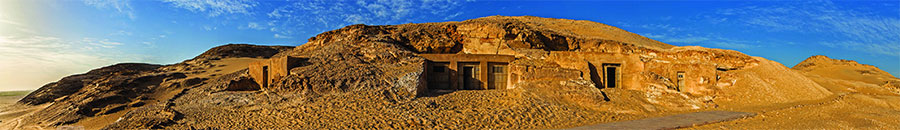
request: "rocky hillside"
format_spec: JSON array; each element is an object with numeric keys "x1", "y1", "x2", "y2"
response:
[
  {"x1": 7, "y1": 44, "x2": 288, "y2": 129},
  {"x1": 2, "y1": 16, "x2": 887, "y2": 129},
  {"x1": 20, "y1": 63, "x2": 163, "y2": 105},
  {"x1": 189, "y1": 44, "x2": 293, "y2": 61}
]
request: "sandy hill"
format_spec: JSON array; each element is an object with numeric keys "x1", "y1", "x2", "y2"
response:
[
  {"x1": 691, "y1": 56, "x2": 900, "y2": 129},
  {"x1": 0, "y1": 16, "x2": 896, "y2": 129},
  {"x1": 793, "y1": 55, "x2": 898, "y2": 85}
]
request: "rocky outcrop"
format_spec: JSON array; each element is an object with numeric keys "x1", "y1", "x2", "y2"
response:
[
  {"x1": 270, "y1": 39, "x2": 425, "y2": 101},
  {"x1": 278, "y1": 16, "x2": 672, "y2": 58},
  {"x1": 19, "y1": 63, "x2": 163, "y2": 105},
  {"x1": 794, "y1": 55, "x2": 884, "y2": 71},
  {"x1": 103, "y1": 104, "x2": 182, "y2": 129},
  {"x1": 190, "y1": 44, "x2": 293, "y2": 61},
  {"x1": 13, "y1": 44, "x2": 293, "y2": 128}
]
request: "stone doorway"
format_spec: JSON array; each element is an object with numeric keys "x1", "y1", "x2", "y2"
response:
[
  {"x1": 459, "y1": 63, "x2": 481, "y2": 90},
  {"x1": 419, "y1": 54, "x2": 516, "y2": 91},
  {"x1": 676, "y1": 71, "x2": 685, "y2": 92},
  {"x1": 261, "y1": 66, "x2": 268, "y2": 88},
  {"x1": 603, "y1": 63, "x2": 621, "y2": 88}
]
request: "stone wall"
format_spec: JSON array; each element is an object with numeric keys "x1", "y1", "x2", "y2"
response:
[
  {"x1": 248, "y1": 56, "x2": 309, "y2": 90},
  {"x1": 419, "y1": 54, "x2": 516, "y2": 90},
  {"x1": 248, "y1": 61, "x2": 268, "y2": 89},
  {"x1": 547, "y1": 51, "x2": 644, "y2": 90},
  {"x1": 543, "y1": 51, "x2": 724, "y2": 95}
]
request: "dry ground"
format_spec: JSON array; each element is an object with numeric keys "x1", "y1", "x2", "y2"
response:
[
  {"x1": 0, "y1": 91, "x2": 35, "y2": 128},
  {"x1": 688, "y1": 72, "x2": 900, "y2": 129},
  {"x1": 0, "y1": 58, "x2": 265, "y2": 130}
]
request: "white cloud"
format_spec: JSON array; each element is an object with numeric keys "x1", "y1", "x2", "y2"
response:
[
  {"x1": 81, "y1": 38, "x2": 124, "y2": 49},
  {"x1": 0, "y1": 36, "x2": 115, "y2": 91},
  {"x1": 642, "y1": 33, "x2": 757, "y2": 49},
  {"x1": 203, "y1": 25, "x2": 217, "y2": 31},
  {"x1": 109, "y1": 30, "x2": 133, "y2": 36},
  {"x1": 245, "y1": 22, "x2": 265, "y2": 30},
  {"x1": 715, "y1": 0, "x2": 900, "y2": 56},
  {"x1": 274, "y1": 34, "x2": 293, "y2": 39},
  {"x1": 635, "y1": 0, "x2": 897, "y2": 54},
  {"x1": 265, "y1": 0, "x2": 471, "y2": 38},
  {"x1": 162, "y1": 0, "x2": 258, "y2": 17},
  {"x1": 83, "y1": 0, "x2": 136, "y2": 19},
  {"x1": 444, "y1": 12, "x2": 463, "y2": 20},
  {"x1": 821, "y1": 41, "x2": 900, "y2": 56},
  {"x1": 0, "y1": 35, "x2": 157, "y2": 91}
]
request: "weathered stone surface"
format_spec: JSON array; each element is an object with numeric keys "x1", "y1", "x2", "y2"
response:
[
  {"x1": 189, "y1": 44, "x2": 293, "y2": 61},
  {"x1": 19, "y1": 63, "x2": 163, "y2": 105},
  {"x1": 102, "y1": 104, "x2": 181, "y2": 129},
  {"x1": 11, "y1": 44, "x2": 292, "y2": 128}
]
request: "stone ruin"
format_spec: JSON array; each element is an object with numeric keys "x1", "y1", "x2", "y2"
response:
[
  {"x1": 247, "y1": 56, "x2": 309, "y2": 91},
  {"x1": 240, "y1": 16, "x2": 758, "y2": 97},
  {"x1": 419, "y1": 54, "x2": 516, "y2": 91},
  {"x1": 244, "y1": 50, "x2": 742, "y2": 96}
]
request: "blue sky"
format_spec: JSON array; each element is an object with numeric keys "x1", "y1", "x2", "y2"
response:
[{"x1": 0, "y1": 0, "x2": 898, "y2": 91}]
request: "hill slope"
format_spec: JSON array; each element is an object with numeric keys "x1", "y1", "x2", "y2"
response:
[{"x1": 793, "y1": 55, "x2": 898, "y2": 85}]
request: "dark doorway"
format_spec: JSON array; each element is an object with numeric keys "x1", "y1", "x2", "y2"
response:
[
  {"x1": 603, "y1": 63, "x2": 620, "y2": 88},
  {"x1": 262, "y1": 66, "x2": 269, "y2": 88},
  {"x1": 460, "y1": 64, "x2": 481, "y2": 90}
]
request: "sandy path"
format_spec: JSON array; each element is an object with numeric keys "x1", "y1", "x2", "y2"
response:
[
  {"x1": 688, "y1": 92, "x2": 900, "y2": 129},
  {"x1": 568, "y1": 111, "x2": 754, "y2": 130}
]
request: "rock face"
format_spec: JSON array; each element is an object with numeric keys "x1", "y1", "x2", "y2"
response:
[
  {"x1": 19, "y1": 63, "x2": 163, "y2": 105},
  {"x1": 11, "y1": 44, "x2": 292, "y2": 128},
  {"x1": 190, "y1": 43, "x2": 293, "y2": 61},
  {"x1": 6, "y1": 16, "x2": 870, "y2": 129}
]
